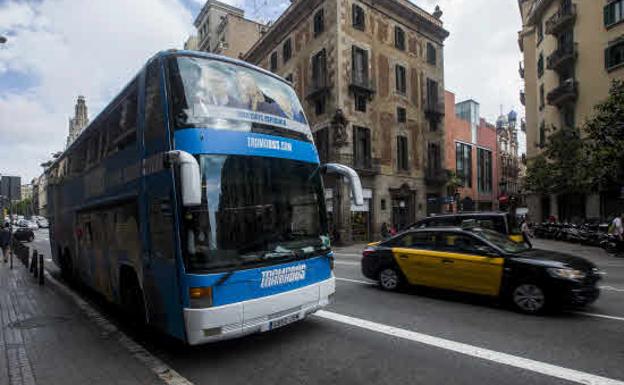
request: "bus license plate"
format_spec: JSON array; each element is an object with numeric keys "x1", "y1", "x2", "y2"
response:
[{"x1": 270, "y1": 314, "x2": 300, "y2": 330}]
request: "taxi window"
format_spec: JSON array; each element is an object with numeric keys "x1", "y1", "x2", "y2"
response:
[
  {"x1": 389, "y1": 232, "x2": 437, "y2": 249},
  {"x1": 439, "y1": 233, "x2": 490, "y2": 255}
]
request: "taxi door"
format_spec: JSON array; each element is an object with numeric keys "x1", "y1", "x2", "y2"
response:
[
  {"x1": 390, "y1": 232, "x2": 448, "y2": 287},
  {"x1": 437, "y1": 232, "x2": 504, "y2": 296}
]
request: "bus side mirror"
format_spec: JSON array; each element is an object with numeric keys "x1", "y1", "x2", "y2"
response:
[
  {"x1": 166, "y1": 151, "x2": 202, "y2": 207},
  {"x1": 321, "y1": 163, "x2": 364, "y2": 206}
]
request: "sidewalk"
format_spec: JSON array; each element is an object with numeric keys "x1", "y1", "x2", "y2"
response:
[{"x1": 0, "y1": 257, "x2": 164, "y2": 385}]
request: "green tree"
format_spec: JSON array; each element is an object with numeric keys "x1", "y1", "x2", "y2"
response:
[{"x1": 583, "y1": 79, "x2": 624, "y2": 189}]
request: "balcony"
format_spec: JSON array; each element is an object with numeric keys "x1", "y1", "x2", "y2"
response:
[
  {"x1": 519, "y1": 61, "x2": 525, "y2": 79},
  {"x1": 425, "y1": 168, "x2": 449, "y2": 186},
  {"x1": 306, "y1": 77, "x2": 331, "y2": 99},
  {"x1": 349, "y1": 78, "x2": 376, "y2": 100},
  {"x1": 545, "y1": 3, "x2": 576, "y2": 35},
  {"x1": 547, "y1": 42, "x2": 577, "y2": 72},
  {"x1": 547, "y1": 79, "x2": 578, "y2": 108},
  {"x1": 424, "y1": 101, "x2": 445, "y2": 120},
  {"x1": 520, "y1": 90, "x2": 526, "y2": 106}
]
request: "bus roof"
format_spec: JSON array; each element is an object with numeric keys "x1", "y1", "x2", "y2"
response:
[{"x1": 48, "y1": 50, "x2": 293, "y2": 173}]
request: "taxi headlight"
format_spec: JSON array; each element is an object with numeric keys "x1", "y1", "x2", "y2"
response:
[{"x1": 547, "y1": 268, "x2": 586, "y2": 281}]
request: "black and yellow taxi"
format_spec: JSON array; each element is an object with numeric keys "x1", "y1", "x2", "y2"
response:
[
  {"x1": 361, "y1": 227, "x2": 602, "y2": 314},
  {"x1": 408, "y1": 212, "x2": 524, "y2": 243}
]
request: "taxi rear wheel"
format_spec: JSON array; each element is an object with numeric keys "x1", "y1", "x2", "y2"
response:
[
  {"x1": 379, "y1": 267, "x2": 402, "y2": 291},
  {"x1": 511, "y1": 282, "x2": 548, "y2": 314}
]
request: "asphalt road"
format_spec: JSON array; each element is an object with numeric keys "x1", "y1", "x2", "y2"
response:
[{"x1": 27, "y1": 229, "x2": 624, "y2": 385}]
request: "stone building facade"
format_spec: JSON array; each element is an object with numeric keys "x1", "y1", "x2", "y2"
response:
[
  {"x1": 443, "y1": 91, "x2": 499, "y2": 213},
  {"x1": 518, "y1": 0, "x2": 624, "y2": 221},
  {"x1": 66, "y1": 96, "x2": 88, "y2": 149},
  {"x1": 495, "y1": 111, "x2": 523, "y2": 212},
  {"x1": 193, "y1": 0, "x2": 266, "y2": 59},
  {"x1": 244, "y1": 0, "x2": 448, "y2": 242}
]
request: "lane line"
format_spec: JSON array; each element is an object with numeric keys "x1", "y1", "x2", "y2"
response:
[
  {"x1": 315, "y1": 310, "x2": 624, "y2": 385},
  {"x1": 572, "y1": 311, "x2": 624, "y2": 322},
  {"x1": 600, "y1": 285, "x2": 624, "y2": 292},
  {"x1": 334, "y1": 261, "x2": 360, "y2": 266},
  {"x1": 336, "y1": 277, "x2": 375, "y2": 285},
  {"x1": 45, "y1": 272, "x2": 195, "y2": 385},
  {"x1": 335, "y1": 276, "x2": 624, "y2": 322},
  {"x1": 334, "y1": 253, "x2": 362, "y2": 258}
]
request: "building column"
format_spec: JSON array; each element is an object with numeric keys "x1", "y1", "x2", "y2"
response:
[
  {"x1": 333, "y1": 177, "x2": 353, "y2": 245},
  {"x1": 586, "y1": 193, "x2": 600, "y2": 220}
]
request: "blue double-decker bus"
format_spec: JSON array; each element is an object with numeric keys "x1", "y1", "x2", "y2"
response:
[{"x1": 47, "y1": 51, "x2": 363, "y2": 345}]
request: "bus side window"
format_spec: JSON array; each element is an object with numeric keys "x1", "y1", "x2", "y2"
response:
[
  {"x1": 144, "y1": 60, "x2": 168, "y2": 153},
  {"x1": 149, "y1": 198, "x2": 175, "y2": 260}
]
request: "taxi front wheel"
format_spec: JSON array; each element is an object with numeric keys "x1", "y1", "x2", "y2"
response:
[
  {"x1": 510, "y1": 282, "x2": 548, "y2": 314},
  {"x1": 379, "y1": 267, "x2": 403, "y2": 291}
]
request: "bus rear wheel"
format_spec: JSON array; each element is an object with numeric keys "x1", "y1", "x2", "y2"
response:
[{"x1": 121, "y1": 273, "x2": 147, "y2": 328}]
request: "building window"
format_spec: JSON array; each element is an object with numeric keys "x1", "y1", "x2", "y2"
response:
[
  {"x1": 539, "y1": 84, "x2": 545, "y2": 110},
  {"x1": 477, "y1": 148, "x2": 492, "y2": 194},
  {"x1": 270, "y1": 52, "x2": 278, "y2": 72},
  {"x1": 315, "y1": 97, "x2": 326, "y2": 116},
  {"x1": 395, "y1": 27, "x2": 406, "y2": 51},
  {"x1": 355, "y1": 94, "x2": 367, "y2": 112},
  {"x1": 539, "y1": 121, "x2": 546, "y2": 147},
  {"x1": 314, "y1": 128, "x2": 330, "y2": 163},
  {"x1": 427, "y1": 142, "x2": 441, "y2": 175},
  {"x1": 605, "y1": 40, "x2": 624, "y2": 71},
  {"x1": 537, "y1": 21, "x2": 544, "y2": 44},
  {"x1": 314, "y1": 9, "x2": 325, "y2": 36},
  {"x1": 352, "y1": 4, "x2": 365, "y2": 31},
  {"x1": 395, "y1": 64, "x2": 407, "y2": 94},
  {"x1": 537, "y1": 52, "x2": 544, "y2": 78},
  {"x1": 312, "y1": 49, "x2": 327, "y2": 89},
  {"x1": 353, "y1": 126, "x2": 371, "y2": 169},
  {"x1": 562, "y1": 107, "x2": 575, "y2": 128},
  {"x1": 426, "y1": 43, "x2": 437, "y2": 65},
  {"x1": 426, "y1": 78, "x2": 439, "y2": 126},
  {"x1": 397, "y1": 107, "x2": 406, "y2": 123},
  {"x1": 605, "y1": 0, "x2": 624, "y2": 28},
  {"x1": 283, "y1": 39, "x2": 292, "y2": 63},
  {"x1": 397, "y1": 136, "x2": 409, "y2": 171},
  {"x1": 456, "y1": 142, "x2": 472, "y2": 188},
  {"x1": 352, "y1": 46, "x2": 369, "y2": 86}
]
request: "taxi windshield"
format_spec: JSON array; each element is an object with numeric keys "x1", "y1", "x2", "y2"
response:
[{"x1": 470, "y1": 228, "x2": 530, "y2": 254}]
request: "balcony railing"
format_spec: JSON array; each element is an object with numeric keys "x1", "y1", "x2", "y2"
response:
[
  {"x1": 520, "y1": 90, "x2": 526, "y2": 106},
  {"x1": 547, "y1": 42, "x2": 577, "y2": 72},
  {"x1": 424, "y1": 100, "x2": 445, "y2": 120},
  {"x1": 519, "y1": 61, "x2": 525, "y2": 79},
  {"x1": 545, "y1": 3, "x2": 576, "y2": 35},
  {"x1": 547, "y1": 79, "x2": 578, "y2": 108},
  {"x1": 349, "y1": 77, "x2": 376, "y2": 99},
  {"x1": 425, "y1": 168, "x2": 449, "y2": 185},
  {"x1": 307, "y1": 76, "x2": 331, "y2": 99}
]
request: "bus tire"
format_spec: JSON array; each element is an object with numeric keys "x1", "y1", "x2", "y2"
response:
[
  {"x1": 120, "y1": 269, "x2": 147, "y2": 328},
  {"x1": 60, "y1": 248, "x2": 74, "y2": 282}
]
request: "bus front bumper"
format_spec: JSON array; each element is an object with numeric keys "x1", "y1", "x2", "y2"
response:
[{"x1": 183, "y1": 277, "x2": 335, "y2": 345}]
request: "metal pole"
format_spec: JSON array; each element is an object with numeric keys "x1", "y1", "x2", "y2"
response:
[{"x1": 38, "y1": 253, "x2": 44, "y2": 285}]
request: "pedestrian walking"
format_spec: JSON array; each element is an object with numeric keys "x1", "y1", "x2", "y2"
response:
[
  {"x1": 521, "y1": 218, "x2": 533, "y2": 249},
  {"x1": 609, "y1": 213, "x2": 624, "y2": 241},
  {"x1": 390, "y1": 224, "x2": 398, "y2": 237},
  {"x1": 381, "y1": 222, "x2": 390, "y2": 239},
  {"x1": 0, "y1": 222, "x2": 11, "y2": 263}
]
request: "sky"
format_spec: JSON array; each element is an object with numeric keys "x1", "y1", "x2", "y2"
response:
[{"x1": 0, "y1": 0, "x2": 524, "y2": 182}]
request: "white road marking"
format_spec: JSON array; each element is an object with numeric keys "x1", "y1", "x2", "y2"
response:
[
  {"x1": 336, "y1": 276, "x2": 624, "y2": 322},
  {"x1": 600, "y1": 285, "x2": 624, "y2": 292},
  {"x1": 334, "y1": 253, "x2": 362, "y2": 258},
  {"x1": 334, "y1": 260, "x2": 360, "y2": 266},
  {"x1": 315, "y1": 310, "x2": 624, "y2": 385},
  {"x1": 45, "y1": 272, "x2": 195, "y2": 385},
  {"x1": 336, "y1": 277, "x2": 375, "y2": 285},
  {"x1": 572, "y1": 311, "x2": 624, "y2": 322}
]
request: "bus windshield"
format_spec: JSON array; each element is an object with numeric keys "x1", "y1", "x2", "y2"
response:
[
  {"x1": 168, "y1": 56, "x2": 309, "y2": 139},
  {"x1": 183, "y1": 155, "x2": 330, "y2": 272}
]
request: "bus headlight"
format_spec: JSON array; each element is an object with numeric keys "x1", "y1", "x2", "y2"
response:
[{"x1": 189, "y1": 286, "x2": 213, "y2": 308}]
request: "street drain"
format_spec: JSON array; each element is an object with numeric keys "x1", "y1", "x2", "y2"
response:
[{"x1": 9, "y1": 316, "x2": 71, "y2": 329}]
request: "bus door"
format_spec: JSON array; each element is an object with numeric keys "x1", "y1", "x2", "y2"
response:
[{"x1": 140, "y1": 59, "x2": 185, "y2": 340}]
